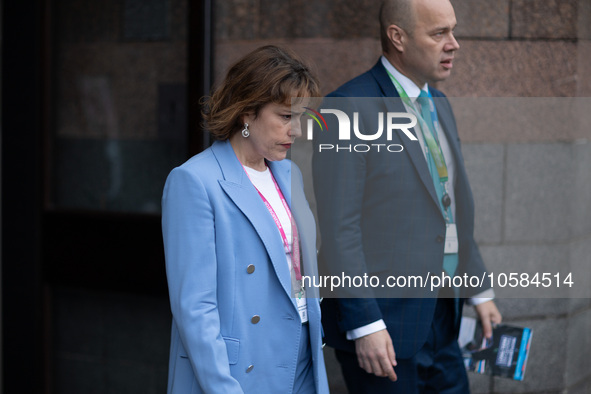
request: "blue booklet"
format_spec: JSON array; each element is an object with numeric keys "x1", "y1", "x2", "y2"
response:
[{"x1": 458, "y1": 317, "x2": 532, "y2": 381}]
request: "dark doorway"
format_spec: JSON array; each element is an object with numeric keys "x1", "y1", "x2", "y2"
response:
[{"x1": 2, "y1": 0, "x2": 212, "y2": 391}]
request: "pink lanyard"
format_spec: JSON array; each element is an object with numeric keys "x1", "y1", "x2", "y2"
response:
[{"x1": 242, "y1": 165, "x2": 302, "y2": 280}]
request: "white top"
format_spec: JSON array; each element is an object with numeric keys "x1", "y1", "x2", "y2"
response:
[{"x1": 244, "y1": 166, "x2": 293, "y2": 257}]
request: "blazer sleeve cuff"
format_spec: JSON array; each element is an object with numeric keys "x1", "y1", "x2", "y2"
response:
[{"x1": 336, "y1": 298, "x2": 383, "y2": 332}]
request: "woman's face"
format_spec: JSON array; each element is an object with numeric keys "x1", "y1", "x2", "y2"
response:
[{"x1": 243, "y1": 101, "x2": 307, "y2": 162}]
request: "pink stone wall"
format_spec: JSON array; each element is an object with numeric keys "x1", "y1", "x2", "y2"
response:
[{"x1": 213, "y1": 0, "x2": 591, "y2": 143}]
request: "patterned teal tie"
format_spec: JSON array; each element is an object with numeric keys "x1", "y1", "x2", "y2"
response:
[{"x1": 417, "y1": 91, "x2": 458, "y2": 277}]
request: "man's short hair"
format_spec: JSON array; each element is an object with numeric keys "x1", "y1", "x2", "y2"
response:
[{"x1": 379, "y1": 0, "x2": 415, "y2": 53}]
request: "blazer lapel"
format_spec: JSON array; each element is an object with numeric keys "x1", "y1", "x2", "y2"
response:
[
  {"x1": 267, "y1": 160, "x2": 291, "y2": 206},
  {"x1": 372, "y1": 62, "x2": 440, "y2": 208},
  {"x1": 272, "y1": 160, "x2": 322, "y2": 301},
  {"x1": 211, "y1": 141, "x2": 293, "y2": 298},
  {"x1": 268, "y1": 160, "x2": 302, "y2": 307}
]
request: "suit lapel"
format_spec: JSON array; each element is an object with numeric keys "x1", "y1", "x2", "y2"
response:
[
  {"x1": 399, "y1": 115, "x2": 441, "y2": 209},
  {"x1": 434, "y1": 96, "x2": 463, "y2": 170},
  {"x1": 371, "y1": 62, "x2": 440, "y2": 209},
  {"x1": 435, "y1": 97, "x2": 473, "y2": 220},
  {"x1": 370, "y1": 61, "x2": 398, "y2": 97},
  {"x1": 211, "y1": 141, "x2": 293, "y2": 298}
]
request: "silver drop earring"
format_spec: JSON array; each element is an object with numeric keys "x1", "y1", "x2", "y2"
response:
[{"x1": 241, "y1": 123, "x2": 250, "y2": 138}]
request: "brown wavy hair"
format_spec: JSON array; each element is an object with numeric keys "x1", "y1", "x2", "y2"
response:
[{"x1": 202, "y1": 45, "x2": 321, "y2": 140}]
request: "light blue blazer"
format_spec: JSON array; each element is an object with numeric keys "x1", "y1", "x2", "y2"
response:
[{"x1": 162, "y1": 140, "x2": 329, "y2": 394}]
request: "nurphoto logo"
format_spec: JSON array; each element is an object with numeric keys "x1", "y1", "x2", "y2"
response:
[{"x1": 305, "y1": 107, "x2": 418, "y2": 153}]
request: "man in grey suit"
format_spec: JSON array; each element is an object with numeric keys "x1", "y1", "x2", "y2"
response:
[{"x1": 313, "y1": 0, "x2": 502, "y2": 392}]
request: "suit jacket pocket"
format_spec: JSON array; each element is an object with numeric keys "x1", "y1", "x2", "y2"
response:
[{"x1": 223, "y1": 337, "x2": 240, "y2": 365}]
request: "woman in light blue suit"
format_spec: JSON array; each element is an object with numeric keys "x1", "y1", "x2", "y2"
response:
[{"x1": 162, "y1": 45, "x2": 329, "y2": 394}]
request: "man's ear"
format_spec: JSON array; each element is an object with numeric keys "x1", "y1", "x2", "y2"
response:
[{"x1": 387, "y1": 25, "x2": 405, "y2": 52}]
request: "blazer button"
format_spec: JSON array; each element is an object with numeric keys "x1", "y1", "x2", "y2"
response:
[
  {"x1": 251, "y1": 315, "x2": 260, "y2": 324},
  {"x1": 436, "y1": 235, "x2": 444, "y2": 243},
  {"x1": 246, "y1": 365, "x2": 254, "y2": 373},
  {"x1": 246, "y1": 264, "x2": 255, "y2": 274}
]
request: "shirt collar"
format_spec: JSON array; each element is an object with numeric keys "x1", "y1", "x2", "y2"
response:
[{"x1": 380, "y1": 55, "x2": 429, "y2": 103}]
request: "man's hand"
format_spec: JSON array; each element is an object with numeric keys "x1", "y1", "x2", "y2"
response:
[
  {"x1": 354, "y1": 329, "x2": 397, "y2": 381},
  {"x1": 474, "y1": 300, "x2": 502, "y2": 339}
]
